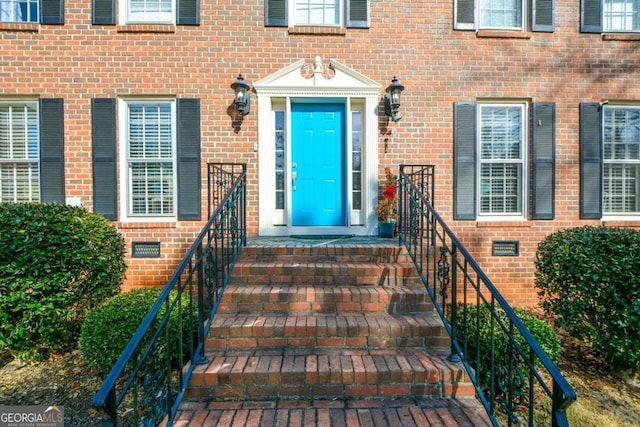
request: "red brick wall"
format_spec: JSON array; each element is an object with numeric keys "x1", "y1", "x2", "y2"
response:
[{"x1": 2, "y1": 0, "x2": 639, "y2": 302}]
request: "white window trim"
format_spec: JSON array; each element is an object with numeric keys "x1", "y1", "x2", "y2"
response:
[
  {"x1": 119, "y1": 0, "x2": 175, "y2": 25},
  {"x1": 290, "y1": 0, "x2": 343, "y2": 27},
  {"x1": 478, "y1": 0, "x2": 526, "y2": 31},
  {"x1": 603, "y1": 0, "x2": 640, "y2": 32},
  {"x1": 601, "y1": 105, "x2": 640, "y2": 217},
  {"x1": 118, "y1": 98, "x2": 178, "y2": 222},
  {"x1": 476, "y1": 102, "x2": 528, "y2": 220},
  {"x1": 0, "y1": 100, "x2": 40, "y2": 203}
]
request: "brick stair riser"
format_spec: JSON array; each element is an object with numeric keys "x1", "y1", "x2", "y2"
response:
[
  {"x1": 205, "y1": 315, "x2": 450, "y2": 351},
  {"x1": 216, "y1": 286, "x2": 434, "y2": 314},
  {"x1": 185, "y1": 351, "x2": 473, "y2": 401},
  {"x1": 227, "y1": 264, "x2": 422, "y2": 287}
]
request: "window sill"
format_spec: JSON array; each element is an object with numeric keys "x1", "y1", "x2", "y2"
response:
[
  {"x1": 476, "y1": 29, "x2": 531, "y2": 39},
  {"x1": 118, "y1": 221, "x2": 177, "y2": 229},
  {"x1": 602, "y1": 33, "x2": 640, "y2": 41},
  {"x1": 117, "y1": 24, "x2": 175, "y2": 33},
  {"x1": 0, "y1": 22, "x2": 39, "y2": 32},
  {"x1": 288, "y1": 26, "x2": 346, "y2": 36},
  {"x1": 476, "y1": 220, "x2": 532, "y2": 228},
  {"x1": 602, "y1": 219, "x2": 640, "y2": 227}
]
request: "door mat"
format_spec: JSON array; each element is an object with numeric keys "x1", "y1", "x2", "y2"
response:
[{"x1": 290, "y1": 234, "x2": 355, "y2": 240}]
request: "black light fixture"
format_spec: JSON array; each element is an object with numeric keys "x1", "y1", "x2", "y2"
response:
[
  {"x1": 231, "y1": 74, "x2": 250, "y2": 115},
  {"x1": 384, "y1": 76, "x2": 404, "y2": 122}
]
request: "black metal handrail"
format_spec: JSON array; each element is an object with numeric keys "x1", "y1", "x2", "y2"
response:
[
  {"x1": 398, "y1": 164, "x2": 576, "y2": 427},
  {"x1": 91, "y1": 163, "x2": 247, "y2": 427}
]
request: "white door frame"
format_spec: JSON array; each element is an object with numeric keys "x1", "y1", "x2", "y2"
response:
[{"x1": 254, "y1": 57, "x2": 382, "y2": 236}]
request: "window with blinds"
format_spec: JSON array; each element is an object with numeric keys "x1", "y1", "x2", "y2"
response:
[
  {"x1": 478, "y1": 104, "x2": 525, "y2": 216},
  {"x1": 126, "y1": 102, "x2": 175, "y2": 216},
  {"x1": 0, "y1": 102, "x2": 39, "y2": 203},
  {"x1": 603, "y1": 106, "x2": 640, "y2": 214}
]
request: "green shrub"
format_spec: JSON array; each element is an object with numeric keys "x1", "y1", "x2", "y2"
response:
[
  {"x1": 456, "y1": 304, "x2": 561, "y2": 392},
  {"x1": 0, "y1": 203, "x2": 126, "y2": 361},
  {"x1": 535, "y1": 226, "x2": 640, "y2": 372},
  {"x1": 79, "y1": 288, "x2": 195, "y2": 375}
]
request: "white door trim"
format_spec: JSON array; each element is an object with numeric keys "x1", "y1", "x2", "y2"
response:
[{"x1": 254, "y1": 57, "x2": 382, "y2": 236}]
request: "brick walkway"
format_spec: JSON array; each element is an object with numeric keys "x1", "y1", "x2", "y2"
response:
[{"x1": 172, "y1": 398, "x2": 492, "y2": 426}]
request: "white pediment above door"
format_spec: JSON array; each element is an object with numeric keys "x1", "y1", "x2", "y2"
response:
[{"x1": 253, "y1": 56, "x2": 382, "y2": 96}]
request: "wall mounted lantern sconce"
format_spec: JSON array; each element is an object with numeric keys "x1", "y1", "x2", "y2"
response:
[
  {"x1": 231, "y1": 74, "x2": 251, "y2": 116},
  {"x1": 384, "y1": 76, "x2": 404, "y2": 122}
]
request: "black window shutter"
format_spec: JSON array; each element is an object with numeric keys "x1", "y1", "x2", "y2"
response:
[
  {"x1": 92, "y1": 0, "x2": 115, "y2": 24},
  {"x1": 40, "y1": 0, "x2": 64, "y2": 24},
  {"x1": 532, "y1": 103, "x2": 555, "y2": 219},
  {"x1": 39, "y1": 99, "x2": 65, "y2": 204},
  {"x1": 177, "y1": 0, "x2": 199, "y2": 25},
  {"x1": 455, "y1": 0, "x2": 476, "y2": 29},
  {"x1": 177, "y1": 99, "x2": 201, "y2": 221},
  {"x1": 454, "y1": 102, "x2": 477, "y2": 220},
  {"x1": 91, "y1": 99, "x2": 118, "y2": 220},
  {"x1": 265, "y1": 0, "x2": 287, "y2": 27},
  {"x1": 532, "y1": 0, "x2": 554, "y2": 32},
  {"x1": 580, "y1": 103, "x2": 603, "y2": 219},
  {"x1": 346, "y1": 0, "x2": 369, "y2": 28},
  {"x1": 581, "y1": 0, "x2": 602, "y2": 33}
]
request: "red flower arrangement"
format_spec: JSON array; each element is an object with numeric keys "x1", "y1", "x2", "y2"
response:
[{"x1": 376, "y1": 167, "x2": 398, "y2": 223}]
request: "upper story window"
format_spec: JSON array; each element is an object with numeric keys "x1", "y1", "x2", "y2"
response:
[
  {"x1": 582, "y1": 0, "x2": 640, "y2": 32},
  {"x1": 0, "y1": 102, "x2": 39, "y2": 202},
  {"x1": 580, "y1": 103, "x2": 640, "y2": 219},
  {"x1": 265, "y1": 0, "x2": 369, "y2": 28},
  {"x1": 604, "y1": 0, "x2": 639, "y2": 31},
  {"x1": 454, "y1": 101, "x2": 556, "y2": 221},
  {"x1": 0, "y1": 0, "x2": 38, "y2": 22},
  {"x1": 92, "y1": 0, "x2": 197, "y2": 25},
  {"x1": 126, "y1": 0, "x2": 173, "y2": 23},
  {"x1": 295, "y1": 0, "x2": 338, "y2": 25},
  {"x1": 455, "y1": 0, "x2": 554, "y2": 32},
  {"x1": 1, "y1": 0, "x2": 63, "y2": 23},
  {"x1": 479, "y1": 0, "x2": 523, "y2": 29}
]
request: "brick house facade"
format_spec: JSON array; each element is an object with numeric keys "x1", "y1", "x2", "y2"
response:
[{"x1": 1, "y1": 0, "x2": 639, "y2": 306}]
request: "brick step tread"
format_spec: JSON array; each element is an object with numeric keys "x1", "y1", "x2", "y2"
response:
[
  {"x1": 172, "y1": 398, "x2": 492, "y2": 427},
  {"x1": 186, "y1": 348, "x2": 472, "y2": 401},
  {"x1": 238, "y1": 245, "x2": 417, "y2": 264},
  {"x1": 217, "y1": 284, "x2": 433, "y2": 314},
  {"x1": 206, "y1": 312, "x2": 450, "y2": 350}
]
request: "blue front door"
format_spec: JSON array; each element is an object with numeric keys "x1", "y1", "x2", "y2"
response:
[{"x1": 291, "y1": 102, "x2": 346, "y2": 226}]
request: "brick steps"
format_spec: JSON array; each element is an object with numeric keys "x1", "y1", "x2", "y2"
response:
[
  {"x1": 185, "y1": 348, "x2": 472, "y2": 401},
  {"x1": 183, "y1": 238, "x2": 479, "y2": 421},
  {"x1": 206, "y1": 313, "x2": 450, "y2": 351},
  {"x1": 217, "y1": 283, "x2": 434, "y2": 314}
]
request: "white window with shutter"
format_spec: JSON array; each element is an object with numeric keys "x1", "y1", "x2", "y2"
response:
[
  {"x1": 119, "y1": 99, "x2": 177, "y2": 220},
  {"x1": 478, "y1": 104, "x2": 527, "y2": 217},
  {"x1": 0, "y1": 102, "x2": 39, "y2": 203},
  {"x1": 603, "y1": 106, "x2": 640, "y2": 215}
]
